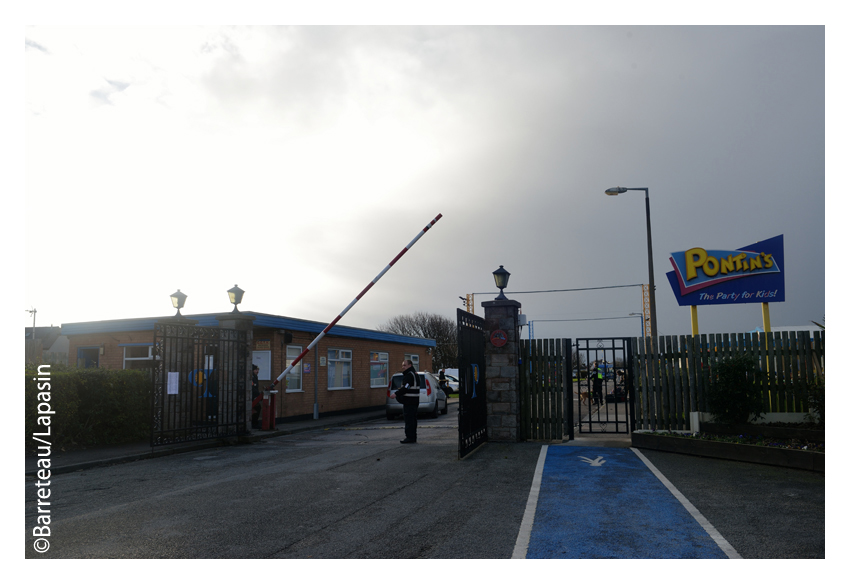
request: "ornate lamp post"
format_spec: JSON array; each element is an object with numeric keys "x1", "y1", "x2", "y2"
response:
[
  {"x1": 170, "y1": 289, "x2": 188, "y2": 317},
  {"x1": 227, "y1": 284, "x2": 245, "y2": 313},
  {"x1": 492, "y1": 265, "x2": 511, "y2": 300}
]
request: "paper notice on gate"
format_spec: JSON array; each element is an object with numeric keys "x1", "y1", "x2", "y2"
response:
[{"x1": 167, "y1": 372, "x2": 179, "y2": 395}]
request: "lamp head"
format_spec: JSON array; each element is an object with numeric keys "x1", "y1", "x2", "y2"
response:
[
  {"x1": 227, "y1": 284, "x2": 245, "y2": 312},
  {"x1": 492, "y1": 265, "x2": 511, "y2": 300},
  {"x1": 170, "y1": 289, "x2": 187, "y2": 316},
  {"x1": 605, "y1": 187, "x2": 628, "y2": 196}
]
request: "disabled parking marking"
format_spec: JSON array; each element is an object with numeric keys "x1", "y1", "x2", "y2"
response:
[
  {"x1": 514, "y1": 444, "x2": 739, "y2": 559},
  {"x1": 578, "y1": 455, "x2": 606, "y2": 466}
]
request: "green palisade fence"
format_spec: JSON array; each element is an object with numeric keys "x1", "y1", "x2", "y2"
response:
[
  {"x1": 519, "y1": 339, "x2": 570, "y2": 441},
  {"x1": 632, "y1": 331, "x2": 824, "y2": 431}
]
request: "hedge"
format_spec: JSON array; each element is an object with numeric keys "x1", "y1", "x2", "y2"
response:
[{"x1": 25, "y1": 366, "x2": 152, "y2": 452}]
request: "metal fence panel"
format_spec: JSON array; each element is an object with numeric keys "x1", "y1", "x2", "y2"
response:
[{"x1": 152, "y1": 322, "x2": 249, "y2": 447}]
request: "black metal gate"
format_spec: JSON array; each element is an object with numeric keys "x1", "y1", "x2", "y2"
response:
[
  {"x1": 575, "y1": 338, "x2": 635, "y2": 434},
  {"x1": 151, "y1": 322, "x2": 249, "y2": 446},
  {"x1": 457, "y1": 308, "x2": 487, "y2": 458}
]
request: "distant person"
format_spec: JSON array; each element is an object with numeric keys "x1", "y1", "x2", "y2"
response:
[
  {"x1": 390, "y1": 359, "x2": 419, "y2": 444},
  {"x1": 590, "y1": 361, "x2": 604, "y2": 406},
  {"x1": 438, "y1": 369, "x2": 447, "y2": 391}
]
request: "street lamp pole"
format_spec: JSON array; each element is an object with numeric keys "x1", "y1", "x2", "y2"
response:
[{"x1": 606, "y1": 186, "x2": 658, "y2": 337}]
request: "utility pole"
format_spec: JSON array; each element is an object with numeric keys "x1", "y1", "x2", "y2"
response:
[
  {"x1": 25, "y1": 307, "x2": 37, "y2": 363},
  {"x1": 459, "y1": 294, "x2": 474, "y2": 314}
]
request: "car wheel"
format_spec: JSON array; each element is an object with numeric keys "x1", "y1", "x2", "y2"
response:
[
  {"x1": 441, "y1": 401, "x2": 448, "y2": 415},
  {"x1": 431, "y1": 403, "x2": 439, "y2": 418}
]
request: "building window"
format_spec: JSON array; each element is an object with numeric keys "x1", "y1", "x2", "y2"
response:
[
  {"x1": 328, "y1": 349, "x2": 352, "y2": 390},
  {"x1": 370, "y1": 352, "x2": 389, "y2": 388},
  {"x1": 405, "y1": 353, "x2": 419, "y2": 371},
  {"x1": 123, "y1": 344, "x2": 154, "y2": 370},
  {"x1": 77, "y1": 346, "x2": 99, "y2": 368},
  {"x1": 286, "y1": 345, "x2": 303, "y2": 392}
]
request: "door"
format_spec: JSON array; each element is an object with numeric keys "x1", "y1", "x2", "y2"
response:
[{"x1": 574, "y1": 338, "x2": 634, "y2": 434}]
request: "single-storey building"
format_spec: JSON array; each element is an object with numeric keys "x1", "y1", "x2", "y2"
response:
[{"x1": 60, "y1": 311, "x2": 435, "y2": 421}]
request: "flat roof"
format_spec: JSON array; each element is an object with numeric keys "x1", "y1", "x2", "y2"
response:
[{"x1": 60, "y1": 311, "x2": 436, "y2": 348}]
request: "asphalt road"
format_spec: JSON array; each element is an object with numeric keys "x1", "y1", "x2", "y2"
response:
[
  {"x1": 25, "y1": 402, "x2": 825, "y2": 559},
  {"x1": 25, "y1": 404, "x2": 540, "y2": 559},
  {"x1": 637, "y1": 449, "x2": 825, "y2": 559}
]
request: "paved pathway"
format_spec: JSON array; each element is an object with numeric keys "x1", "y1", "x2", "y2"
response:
[{"x1": 513, "y1": 444, "x2": 739, "y2": 559}]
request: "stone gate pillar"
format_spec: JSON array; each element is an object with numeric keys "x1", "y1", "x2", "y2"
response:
[{"x1": 482, "y1": 298, "x2": 522, "y2": 442}]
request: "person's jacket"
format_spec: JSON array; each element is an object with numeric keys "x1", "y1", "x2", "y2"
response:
[{"x1": 396, "y1": 368, "x2": 420, "y2": 405}]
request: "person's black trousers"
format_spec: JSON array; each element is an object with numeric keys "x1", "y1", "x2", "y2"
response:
[{"x1": 402, "y1": 400, "x2": 418, "y2": 442}]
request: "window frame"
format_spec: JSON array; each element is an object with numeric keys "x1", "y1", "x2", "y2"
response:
[
  {"x1": 285, "y1": 345, "x2": 303, "y2": 392},
  {"x1": 327, "y1": 348, "x2": 353, "y2": 390},
  {"x1": 370, "y1": 351, "x2": 389, "y2": 388},
  {"x1": 121, "y1": 344, "x2": 153, "y2": 370}
]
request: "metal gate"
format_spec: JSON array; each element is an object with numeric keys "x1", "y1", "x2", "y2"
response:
[
  {"x1": 151, "y1": 322, "x2": 249, "y2": 446},
  {"x1": 575, "y1": 338, "x2": 635, "y2": 434},
  {"x1": 519, "y1": 339, "x2": 572, "y2": 441},
  {"x1": 457, "y1": 308, "x2": 487, "y2": 458}
]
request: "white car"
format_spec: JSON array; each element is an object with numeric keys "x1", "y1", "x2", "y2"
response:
[
  {"x1": 386, "y1": 371, "x2": 447, "y2": 420},
  {"x1": 441, "y1": 373, "x2": 459, "y2": 392}
]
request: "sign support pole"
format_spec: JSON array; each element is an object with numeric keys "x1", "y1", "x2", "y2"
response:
[
  {"x1": 690, "y1": 305, "x2": 699, "y2": 336},
  {"x1": 762, "y1": 302, "x2": 771, "y2": 333}
]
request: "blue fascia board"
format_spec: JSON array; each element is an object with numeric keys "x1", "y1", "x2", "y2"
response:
[{"x1": 61, "y1": 311, "x2": 436, "y2": 348}]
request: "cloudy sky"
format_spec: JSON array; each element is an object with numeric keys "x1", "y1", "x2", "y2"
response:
[{"x1": 21, "y1": 19, "x2": 827, "y2": 340}]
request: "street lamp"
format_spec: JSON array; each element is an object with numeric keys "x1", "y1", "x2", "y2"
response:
[
  {"x1": 606, "y1": 186, "x2": 658, "y2": 336},
  {"x1": 629, "y1": 313, "x2": 646, "y2": 338},
  {"x1": 492, "y1": 265, "x2": 511, "y2": 300},
  {"x1": 227, "y1": 284, "x2": 245, "y2": 312},
  {"x1": 170, "y1": 289, "x2": 188, "y2": 317}
]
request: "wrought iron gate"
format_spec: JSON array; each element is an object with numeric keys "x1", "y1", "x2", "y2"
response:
[
  {"x1": 575, "y1": 338, "x2": 635, "y2": 434},
  {"x1": 457, "y1": 309, "x2": 487, "y2": 458},
  {"x1": 151, "y1": 322, "x2": 249, "y2": 446}
]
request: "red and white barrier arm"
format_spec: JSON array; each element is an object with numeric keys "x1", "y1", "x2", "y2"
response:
[{"x1": 267, "y1": 213, "x2": 443, "y2": 389}]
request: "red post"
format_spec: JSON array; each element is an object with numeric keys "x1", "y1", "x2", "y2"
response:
[{"x1": 262, "y1": 389, "x2": 278, "y2": 430}]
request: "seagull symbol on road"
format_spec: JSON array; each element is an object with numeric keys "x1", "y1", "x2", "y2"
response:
[{"x1": 578, "y1": 456, "x2": 606, "y2": 467}]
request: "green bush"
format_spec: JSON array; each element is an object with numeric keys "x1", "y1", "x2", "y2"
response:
[
  {"x1": 25, "y1": 366, "x2": 152, "y2": 452},
  {"x1": 705, "y1": 354, "x2": 767, "y2": 425},
  {"x1": 805, "y1": 380, "x2": 825, "y2": 427}
]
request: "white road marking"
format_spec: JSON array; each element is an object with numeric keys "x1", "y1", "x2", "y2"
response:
[
  {"x1": 512, "y1": 444, "x2": 548, "y2": 559},
  {"x1": 631, "y1": 447, "x2": 742, "y2": 559}
]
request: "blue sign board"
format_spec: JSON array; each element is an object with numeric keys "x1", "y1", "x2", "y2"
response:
[{"x1": 665, "y1": 234, "x2": 785, "y2": 306}]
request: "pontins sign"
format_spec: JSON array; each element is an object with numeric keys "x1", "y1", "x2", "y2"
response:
[{"x1": 665, "y1": 234, "x2": 785, "y2": 306}]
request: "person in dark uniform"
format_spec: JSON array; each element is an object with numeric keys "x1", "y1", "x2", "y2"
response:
[
  {"x1": 251, "y1": 364, "x2": 261, "y2": 427},
  {"x1": 391, "y1": 359, "x2": 419, "y2": 444},
  {"x1": 438, "y1": 369, "x2": 448, "y2": 392}
]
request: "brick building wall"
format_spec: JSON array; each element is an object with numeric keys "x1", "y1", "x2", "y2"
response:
[
  {"x1": 63, "y1": 316, "x2": 434, "y2": 420},
  {"x1": 253, "y1": 327, "x2": 432, "y2": 419},
  {"x1": 67, "y1": 331, "x2": 156, "y2": 370}
]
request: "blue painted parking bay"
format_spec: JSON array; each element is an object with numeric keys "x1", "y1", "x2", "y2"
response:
[{"x1": 519, "y1": 445, "x2": 737, "y2": 559}]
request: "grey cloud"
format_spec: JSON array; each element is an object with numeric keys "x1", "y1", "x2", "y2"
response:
[
  {"x1": 26, "y1": 38, "x2": 50, "y2": 53},
  {"x1": 89, "y1": 78, "x2": 131, "y2": 105}
]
